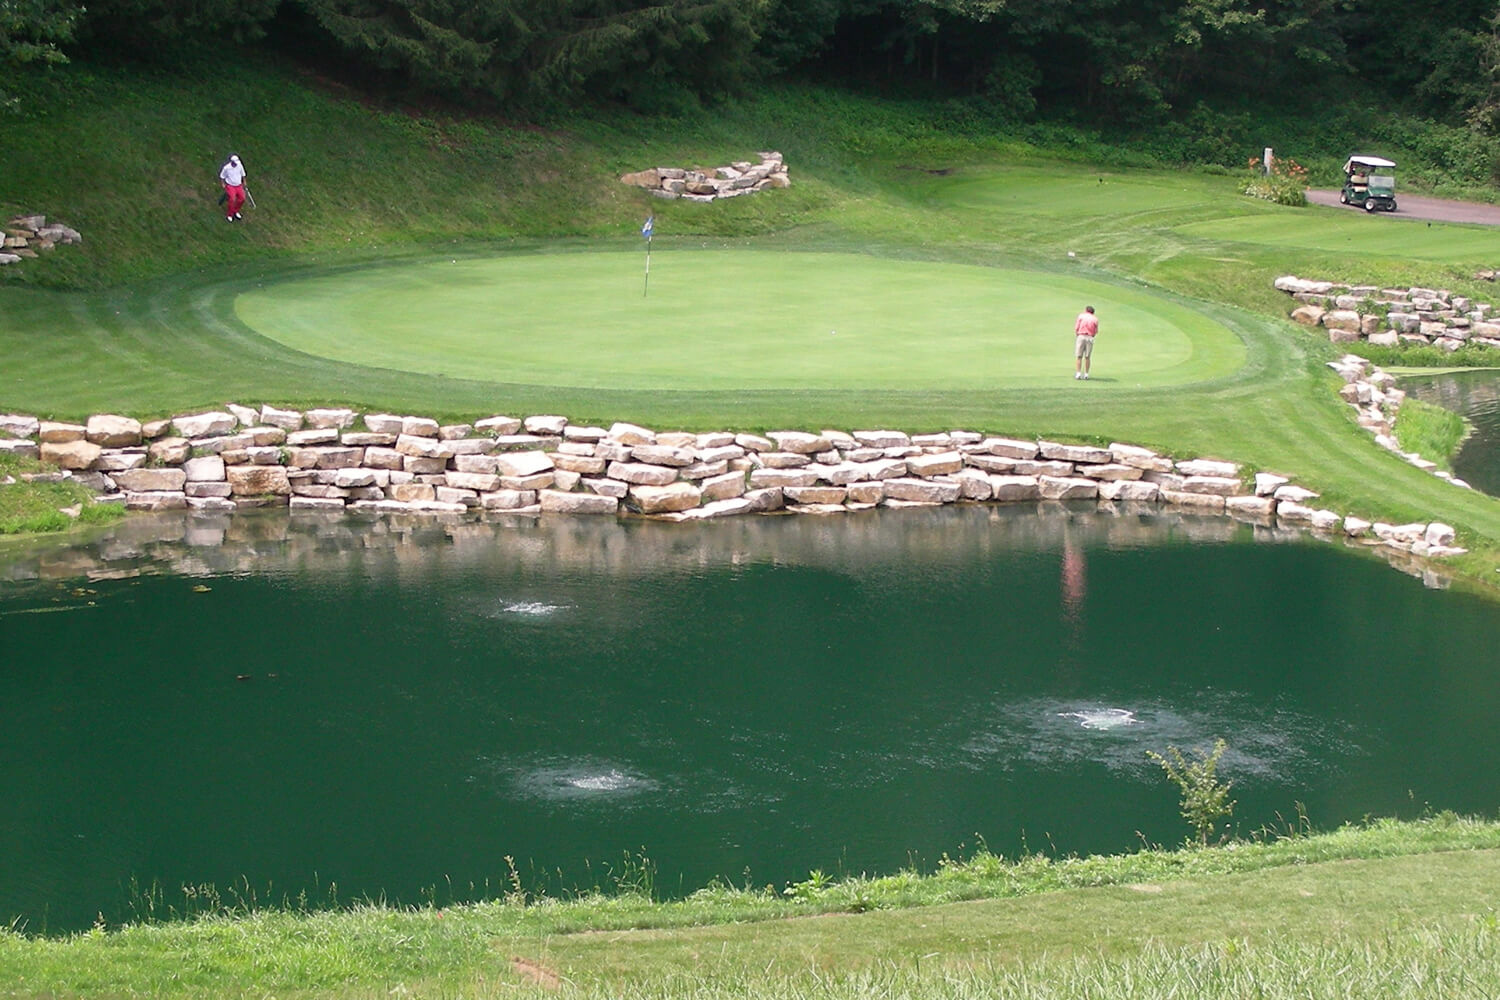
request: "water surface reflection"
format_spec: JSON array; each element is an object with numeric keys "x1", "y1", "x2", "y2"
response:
[{"x1": 1, "y1": 505, "x2": 1496, "y2": 932}]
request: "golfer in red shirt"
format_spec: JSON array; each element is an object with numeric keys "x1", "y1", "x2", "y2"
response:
[{"x1": 1074, "y1": 306, "x2": 1098, "y2": 380}]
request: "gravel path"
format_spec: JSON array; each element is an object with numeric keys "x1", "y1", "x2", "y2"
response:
[{"x1": 1307, "y1": 189, "x2": 1500, "y2": 225}]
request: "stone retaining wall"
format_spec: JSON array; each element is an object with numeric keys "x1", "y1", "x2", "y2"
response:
[
  {"x1": 0, "y1": 401, "x2": 1466, "y2": 563},
  {"x1": 1276, "y1": 274, "x2": 1497, "y2": 351},
  {"x1": 1331, "y1": 352, "x2": 1473, "y2": 491},
  {"x1": 620, "y1": 152, "x2": 789, "y2": 202},
  {"x1": 2, "y1": 214, "x2": 82, "y2": 266}
]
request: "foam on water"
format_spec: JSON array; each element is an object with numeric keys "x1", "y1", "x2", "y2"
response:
[
  {"x1": 1058, "y1": 708, "x2": 1139, "y2": 730},
  {"x1": 566, "y1": 770, "x2": 635, "y2": 792},
  {"x1": 946, "y1": 693, "x2": 1365, "y2": 784},
  {"x1": 496, "y1": 757, "x2": 661, "y2": 806},
  {"x1": 466, "y1": 596, "x2": 574, "y2": 620},
  {"x1": 501, "y1": 601, "x2": 570, "y2": 616}
]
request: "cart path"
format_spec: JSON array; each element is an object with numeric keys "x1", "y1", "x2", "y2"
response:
[{"x1": 1307, "y1": 189, "x2": 1500, "y2": 225}]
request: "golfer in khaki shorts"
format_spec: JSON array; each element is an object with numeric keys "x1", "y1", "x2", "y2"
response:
[{"x1": 1073, "y1": 305, "x2": 1098, "y2": 380}]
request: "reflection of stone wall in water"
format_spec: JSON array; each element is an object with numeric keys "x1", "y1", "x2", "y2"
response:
[{"x1": 0, "y1": 501, "x2": 1457, "y2": 597}]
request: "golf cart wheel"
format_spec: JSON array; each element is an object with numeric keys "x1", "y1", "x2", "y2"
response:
[
  {"x1": 1364, "y1": 198, "x2": 1377, "y2": 212},
  {"x1": 1388, "y1": 200, "x2": 1397, "y2": 212},
  {"x1": 1340, "y1": 190, "x2": 1349, "y2": 204}
]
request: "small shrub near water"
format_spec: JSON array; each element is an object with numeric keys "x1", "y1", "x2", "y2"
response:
[{"x1": 1148, "y1": 739, "x2": 1237, "y2": 846}]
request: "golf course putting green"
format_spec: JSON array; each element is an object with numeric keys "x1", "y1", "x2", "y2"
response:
[{"x1": 234, "y1": 250, "x2": 1243, "y2": 390}]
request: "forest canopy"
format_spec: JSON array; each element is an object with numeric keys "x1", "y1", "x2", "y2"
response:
[{"x1": 5, "y1": 0, "x2": 1500, "y2": 129}]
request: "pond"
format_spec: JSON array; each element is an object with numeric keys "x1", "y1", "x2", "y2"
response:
[
  {"x1": 3, "y1": 505, "x2": 1498, "y2": 932},
  {"x1": 1401, "y1": 368, "x2": 1500, "y2": 497}
]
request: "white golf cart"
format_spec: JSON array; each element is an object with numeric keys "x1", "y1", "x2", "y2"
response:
[{"x1": 1339, "y1": 155, "x2": 1397, "y2": 212}]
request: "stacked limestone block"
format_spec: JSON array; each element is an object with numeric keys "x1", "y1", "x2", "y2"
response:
[
  {"x1": 1276, "y1": 275, "x2": 1498, "y2": 351},
  {"x1": 0, "y1": 403, "x2": 1466, "y2": 561},
  {"x1": 619, "y1": 152, "x2": 789, "y2": 203},
  {"x1": 1, "y1": 215, "x2": 82, "y2": 266},
  {"x1": 1329, "y1": 352, "x2": 1475, "y2": 499}
]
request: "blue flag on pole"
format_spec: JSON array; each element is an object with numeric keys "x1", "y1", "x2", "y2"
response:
[{"x1": 641, "y1": 215, "x2": 654, "y2": 239}]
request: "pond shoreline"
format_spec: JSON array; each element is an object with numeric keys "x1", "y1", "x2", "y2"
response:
[{"x1": 0, "y1": 364, "x2": 1470, "y2": 590}]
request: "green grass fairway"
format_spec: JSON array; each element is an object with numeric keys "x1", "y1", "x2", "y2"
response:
[
  {"x1": 1172, "y1": 208, "x2": 1500, "y2": 262},
  {"x1": 917, "y1": 166, "x2": 1229, "y2": 221},
  {"x1": 233, "y1": 250, "x2": 1241, "y2": 389}
]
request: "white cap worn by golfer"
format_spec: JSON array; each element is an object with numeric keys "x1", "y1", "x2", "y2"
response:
[{"x1": 220, "y1": 154, "x2": 246, "y2": 186}]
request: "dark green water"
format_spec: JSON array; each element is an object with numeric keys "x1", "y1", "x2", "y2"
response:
[
  {"x1": 3, "y1": 505, "x2": 1498, "y2": 932},
  {"x1": 1401, "y1": 369, "x2": 1500, "y2": 497}
]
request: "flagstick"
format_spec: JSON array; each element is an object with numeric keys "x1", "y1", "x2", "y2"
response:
[{"x1": 643, "y1": 235, "x2": 652, "y2": 298}]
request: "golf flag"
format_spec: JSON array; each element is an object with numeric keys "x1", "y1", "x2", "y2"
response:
[{"x1": 641, "y1": 215, "x2": 653, "y2": 297}]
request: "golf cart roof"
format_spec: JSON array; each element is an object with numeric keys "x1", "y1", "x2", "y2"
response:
[{"x1": 1345, "y1": 155, "x2": 1396, "y2": 170}]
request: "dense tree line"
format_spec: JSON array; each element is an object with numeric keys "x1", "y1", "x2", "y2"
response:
[{"x1": 5, "y1": 0, "x2": 1500, "y2": 129}]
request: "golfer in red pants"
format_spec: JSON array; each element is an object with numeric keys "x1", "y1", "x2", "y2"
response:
[{"x1": 219, "y1": 154, "x2": 247, "y2": 222}]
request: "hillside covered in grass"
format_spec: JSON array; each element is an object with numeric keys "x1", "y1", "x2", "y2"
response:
[{"x1": 3, "y1": 52, "x2": 1498, "y2": 295}]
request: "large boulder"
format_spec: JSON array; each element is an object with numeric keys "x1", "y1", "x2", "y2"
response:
[
  {"x1": 226, "y1": 465, "x2": 291, "y2": 496},
  {"x1": 0, "y1": 414, "x2": 39, "y2": 438},
  {"x1": 38, "y1": 421, "x2": 86, "y2": 443},
  {"x1": 148, "y1": 437, "x2": 191, "y2": 464},
  {"x1": 883, "y1": 477, "x2": 961, "y2": 503},
  {"x1": 40, "y1": 439, "x2": 101, "y2": 469},
  {"x1": 401, "y1": 416, "x2": 440, "y2": 438},
  {"x1": 475, "y1": 415, "x2": 523, "y2": 436},
  {"x1": 184, "y1": 456, "x2": 227, "y2": 481},
  {"x1": 906, "y1": 451, "x2": 964, "y2": 477},
  {"x1": 1290, "y1": 304, "x2": 1326, "y2": 326},
  {"x1": 112, "y1": 467, "x2": 187, "y2": 492},
  {"x1": 620, "y1": 169, "x2": 661, "y2": 189},
  {"x1": 768, "y1": 430, "x2": 834, "y2": 454},
  {"x1": 83, "y1": 415, "x2": 140, "y2": 447},
  {"x1": 260, "y1": 405, "x2": 304, "y2": 430},
  {"x1": 540, "y1": 490, "x2": 618, "y2": 514},
  {"x1": 1037, "y1": 475, "x2": 1099, "y2": 500},
  {"x1": 1038, "y1": 441, "x2": 1112, "y2": 464},
  {"x1": 630, "y1": 481, "x2": 702, "y2": 513},
  {"x1": 173, "y1": 411, "x2": 237, "y2": 438},
  {"x1": 495, "y1": 450, "x2": 555, "y2": 477},
  {"x1": 853, "y1": 430, "x2": 911, "y2": 449},
  {"x1": 748, "y1": 468, "x2": 820, "y2": 488},
  {"x1": 784, "y1": 486, "x2": 849, "y2": 505},
  {"x1": 607, "y1": 461, "x2": 678, "y2": 486},
  {"x1": 305, "y1": 408, "x2": 358, "y2": 429},
  {"x1": 1321, "y1": 310, "x2": 1361, "y2": 331},
  {"x1": 700, "y1": 470, "x2": 747, "y2": 501},
  {"x1": 631, "y1": 444, "x2": 696, "y2": 467}
]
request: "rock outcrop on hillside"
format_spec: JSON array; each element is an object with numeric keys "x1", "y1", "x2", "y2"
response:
[
  {"x1": 620, "y1": 152, "x2": 789, "y2": 202},
  {"x1": 1, "y1": 215, "x2": 81, "y2": 266}
]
